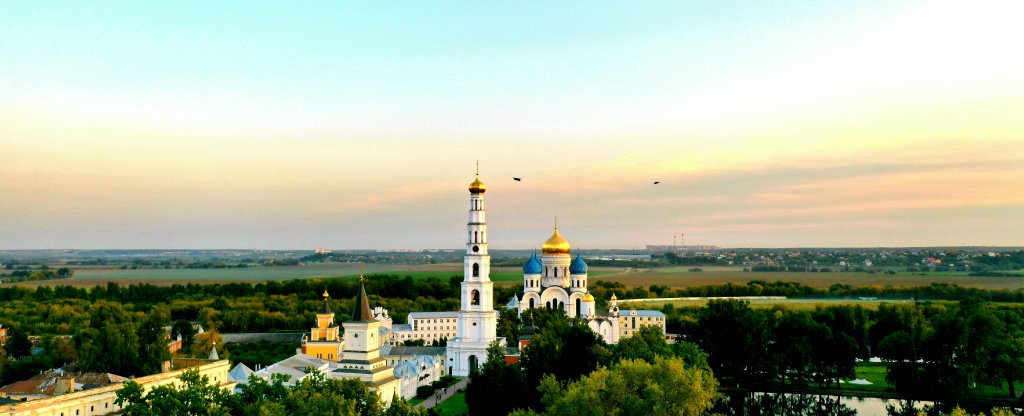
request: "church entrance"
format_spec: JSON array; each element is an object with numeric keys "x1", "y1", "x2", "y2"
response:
[{"x1": 468, "y1": 355, "x2": 479, "y2": 374}]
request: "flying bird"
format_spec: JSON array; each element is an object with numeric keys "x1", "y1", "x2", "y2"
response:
[
  {"x1": 653, "y1": 181, "x2": 661, "y2": 185},
  {"x1": 513, "y1": 177, "x2": 522, "y2": 181}
]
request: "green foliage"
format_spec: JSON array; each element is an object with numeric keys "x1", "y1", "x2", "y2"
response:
[
  {"x1": 116, "y1": 369, "x2": 428, "y2": 416},
  {"x1": 73, "y1": 301, "x2": 168, "y2": 377},
  {"x1": 466, "y1": 341, "x2": 531, "y2": 415},
  {"x1": 3, "y1": 325, "x2": 32, "y2": 359},
  {"x1": 520, "y1": 357, "x2": 718, "y2": 416}
]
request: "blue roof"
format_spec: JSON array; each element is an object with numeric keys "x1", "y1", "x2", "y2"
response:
[
  {"x1": 523, "y1": 253, "x2": 542, "y2": 274},
  {"x1": 570, "y1": 254, "x2": 588, "y2": 274}
]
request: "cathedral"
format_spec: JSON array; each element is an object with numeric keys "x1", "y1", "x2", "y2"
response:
[{"x1": 507, "y1": 227, "x2": 622, "y2": 343}]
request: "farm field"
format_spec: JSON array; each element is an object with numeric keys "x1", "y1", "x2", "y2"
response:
[
  {"x1": 554, "y1": 268, "x2": 1024, "y2": 291},
  {"x1": 8, "y1": 261, "x2": 619, "y2": 287},
  {"x1": 9, "y1": 262, "x2": 1023, "y2": 291}
]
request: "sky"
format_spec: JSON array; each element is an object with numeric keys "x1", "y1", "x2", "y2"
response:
[{"x1": 2, "y1": 1, "x2": 1023, "y2": 250}]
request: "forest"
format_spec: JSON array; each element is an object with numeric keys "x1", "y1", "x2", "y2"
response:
[{"x1": 2, "y1": 275, "x2": 1024, "y2": 414}]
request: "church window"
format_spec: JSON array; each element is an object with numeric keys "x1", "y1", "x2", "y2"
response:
[
  {"x1": 546, "y1": 301, "x2": 551, "y2": 309},
  {"x1": 529, "y1": 298, "x2": 535, "y2": 308},
  {"x1": 474, "y1": 231, "x2": 478, "y2": 242},
  {"x1": 472, "y1": 263, "x2": 479, "y2": 277},
  {"x1": 576, "y1": 298, "x2": 581, "y2": 315},
  {"x1": 473, "y1": 245, "x2": 479, "y2": 253},
  {"x1": 554, "y1": 268, "x2": 558, "y2": 277},
  {"x1": 471, "y1": 290, "x2": 480, "y2": 305}
]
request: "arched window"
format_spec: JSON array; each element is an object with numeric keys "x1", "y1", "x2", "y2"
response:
[
  {"x1": 472, "y1": 263, "x2": 479, "y2": 277},
  {"x1": 474, "y1": 231, "x2": 478, "y2": 243},
  {"x1": 529, "y1": 298, "x2": 535, "y2": 308},
  {"x1": 471, "y1": 290, "x2": 480, "y2": 305},
  {"x1": 554, "y1": 268, "x2": 558, "y2": 278},
  {"x1": 546, "y1": 301, "x2": 551, "y2": 309},
  {"x1": 576, "y1": 298, "x2": 581, "y2": 315}
]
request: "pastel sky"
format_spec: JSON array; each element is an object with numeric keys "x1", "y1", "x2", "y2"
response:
[{"x1": 2, "y1": 1, "x2": 1023, "y2": 249}]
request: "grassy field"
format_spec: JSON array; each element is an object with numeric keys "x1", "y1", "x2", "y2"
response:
[
  {"x1": 434, "y1": 392, "x2": 468, "y2": 415},
  {"x1": 547, "y1": 267, "x2": 1024, "y2": 291},
  {"x1": 12, "y1": 262, "x2": 1023, "y2": 291},
  {"x1": 620, "y1": 298, "x2": 918, "y2": 311}
]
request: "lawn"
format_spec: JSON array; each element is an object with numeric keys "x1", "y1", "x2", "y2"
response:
[{"x1": 434, "y1": 392, "x2": 468, "y2": 416}]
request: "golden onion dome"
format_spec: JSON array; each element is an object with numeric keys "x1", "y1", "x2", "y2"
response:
[
  {"x1": 542, "y1": 227, "x2": 571, "y2": 255},
  {"x1": 610, "y1": 293, "x2": 618, "y2": 300},
  {"x1": 582, "y1": 293, "x2": 595, "y2": 302},
  {"x1": 468, "y1": 176, "x2": 486, "y2": 193}
]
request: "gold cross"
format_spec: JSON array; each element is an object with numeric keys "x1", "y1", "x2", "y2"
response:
[{"x1": 475, "y1": 160, "x2": 479, "y2": 176}]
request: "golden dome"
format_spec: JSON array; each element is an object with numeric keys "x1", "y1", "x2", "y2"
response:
[
  {"x1": 468, "y1": 176, "x2": 486, "y2": 193},
  {"x1": 582, "y1": 293, "x2": 595, "y2": 302},
  {"x1": 610, "y1": 293, "x2": 618, "y2": 300},
  {"x1": 542, "y1": 227, "x2": 571, "y2": 255}
]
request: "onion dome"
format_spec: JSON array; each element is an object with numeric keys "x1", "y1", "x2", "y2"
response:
[
  {"x1": 569, "y1": 254, "x2": 588, "y2": 274},
  {"x1": 523, "y1": 253, "x2": 543, "y2": 275},
  {"x1": 542, "y1": 227, "x2": 571, "y2": 255},
  {"x1": 468, "y1": 176, "x2": 486, "y2": 193},
  {"x1": 610, "y1": 293, "x2": 618, "y2": 301},
  {"x1": 582, "y1": 292, "x2": 595, "y2": 302},
  {"x1": 320, "y1": 290, "x2": 333, "y2": 314}
]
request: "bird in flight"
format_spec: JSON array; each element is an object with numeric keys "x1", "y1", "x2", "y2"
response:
[
  {"x1": 513, "y1": 177, "x2": 522, "y2": 181},
  {"x1": 653, "y1": 181, "x2": 661, "y2": 185}
]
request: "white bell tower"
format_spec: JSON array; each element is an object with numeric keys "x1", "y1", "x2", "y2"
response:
[{"x1": 446, "y1": 163, "x2": 500, "y2": 377}]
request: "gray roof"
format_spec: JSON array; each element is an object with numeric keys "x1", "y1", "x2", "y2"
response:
[
  {"x1": 625, "y1": 309, "x2": 666, "y2": 317},
  {"x1": 220, "y1": 332, "x2": 305, "y2": 343},
  {"x1": 391, "y1": 324, "x2": 413, "y2": 331},
  {"x1": 407, "y1": 311, "x2": 459, "y2": 320},
  {"x1": 228, "y1": 363, "x2": 253, "y2": 383},
  {"x1": 381, "y1": 346, "x2": 447, "y2": 357}
]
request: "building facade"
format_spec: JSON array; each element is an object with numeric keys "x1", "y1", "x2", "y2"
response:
[
  {"x1": 445, "y1": 170, "x2": 501, "y2": 377},
  {"x1": 388, "y1": 311, "x2": 459, "y2": 345},
  {"x1": 299, "y1": 290, "x2": 342, "y2": 361},
  {"x1": 333, "y1": 281, "x2": 401, "y2": 404}
]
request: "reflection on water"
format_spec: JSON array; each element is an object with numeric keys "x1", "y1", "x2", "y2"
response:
[{"x1": 715, "y1": 391, "x2": 934, "y2": 416}]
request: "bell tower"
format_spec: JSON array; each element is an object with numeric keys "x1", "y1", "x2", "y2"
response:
[{"x1": 446, "y1": 163, "x2": 500, "y2": 376}]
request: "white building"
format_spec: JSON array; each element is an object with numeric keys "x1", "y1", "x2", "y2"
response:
[
  {"x1": 445, "y1": 170, "x2": 502, "y2": 376},
  {"x1": 389, "y1": 311, "x2": 459, "y2": 345},
  {"x1": 507, "y1": 229, "x2": 670, "y2": 344},
  {"x1": 332, "y1": 281, "x2": 401, "y2": 404}
]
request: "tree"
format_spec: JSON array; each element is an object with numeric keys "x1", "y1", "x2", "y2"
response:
[
  {"x1": 497, "y1": 309, "x2": 522, "y2": 345},
  {"x1": 466, "y1": 341, "x2": 530, "y2": 416},
  {"x1": 172, "y1": 319, "x2": 198, "y2": 349},
  {"x1": 116, "y1": 368, "x2": 232, "y2": 415},
  {"x1": 520, "y1": 316, "x2": 612, "y2": 388},
  {"x1": 615, "y1": 324, "x2": 672, "y2": 364},
  {"x1": 512, "y1": 357, "x2": 718, "y2": 416},
  {"x1": 138, "y1": 312, "x2": 172, "y2": 374},
  {"x1": 4, "y1": 325, "x2": 32, "y2": 359}
]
